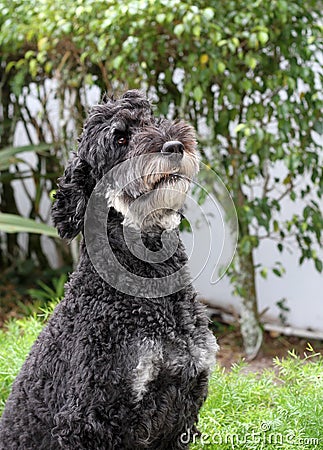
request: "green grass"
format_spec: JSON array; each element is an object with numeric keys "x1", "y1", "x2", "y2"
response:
[
  {"x1": 0, "y1": 317, "x2": 43, "y2": 411},
  {"x1": 0, "y1": 312, "x2": 322, "y2": 449},
  {"x1": 191, "y1": 352, "x2": 323, "y2": 449},
  {"x1": 0, "y1": 304, "x2": 54, "y2": 412}
]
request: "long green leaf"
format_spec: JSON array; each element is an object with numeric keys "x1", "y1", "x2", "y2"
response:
[
  {"x1": 0, "y1": 143, "x2": 53, "y2": 171},
  {"x1": 0, "y1": 213, "x2": 58, "y2": 237}
]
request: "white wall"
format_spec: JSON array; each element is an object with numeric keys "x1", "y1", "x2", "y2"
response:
[{"x1": 183, "y1": 191, "x2": 323, "y2": 334}]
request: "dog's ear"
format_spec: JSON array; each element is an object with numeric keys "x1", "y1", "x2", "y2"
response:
[{"x1": 52, "y1": 155, "x2": 95, "y2": 239}]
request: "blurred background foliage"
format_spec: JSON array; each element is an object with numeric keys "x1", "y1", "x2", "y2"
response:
[{"x1": 0, "y1": 0, "x2": 322, "y2": 354}]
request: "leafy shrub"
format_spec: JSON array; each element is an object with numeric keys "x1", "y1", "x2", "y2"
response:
[{"x1": 1, "y1": 0, "x2": 322, "y2": 354}]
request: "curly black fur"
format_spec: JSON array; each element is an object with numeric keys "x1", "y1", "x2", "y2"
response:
[{"x1": 0, "y1": 90, "x2": 218, "y2": 449}]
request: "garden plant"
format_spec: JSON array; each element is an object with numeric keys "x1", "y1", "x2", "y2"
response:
[{"x1": 1, "y1": 0, "x2": 322, "y2": 356}]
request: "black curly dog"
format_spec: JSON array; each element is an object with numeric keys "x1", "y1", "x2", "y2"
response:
[{"x1": 0, "y1": 90, "x2": 218, "y2": 449}]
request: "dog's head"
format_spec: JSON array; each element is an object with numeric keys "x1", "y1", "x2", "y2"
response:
[{"x1": 52, "y1": 90, "x2": 199, "y2": 238}]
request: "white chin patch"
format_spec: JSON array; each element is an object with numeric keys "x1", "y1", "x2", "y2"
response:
[
  {"x1": 106, "y1": 186, "x2": 129, "y2": 217},
  {"x1": 106, "y1": 186, "x2": 183, "y2": 231}
]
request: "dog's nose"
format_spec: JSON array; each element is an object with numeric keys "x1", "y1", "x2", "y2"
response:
[{"x1": 161, "y1": 141, "x2": 184, "y2": 156}]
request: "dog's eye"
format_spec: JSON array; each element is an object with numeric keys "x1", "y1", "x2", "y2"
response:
[{"x1": 117, "y1": 136, "x2": 128, "y2": 146}]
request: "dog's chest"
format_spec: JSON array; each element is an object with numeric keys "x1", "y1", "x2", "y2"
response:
[
  {"x1": 164, "y1": 329, "x2": 218, "y2": 377},
  {"x1": 131, "y1": 327, "x2": 218, "y2": 402}
]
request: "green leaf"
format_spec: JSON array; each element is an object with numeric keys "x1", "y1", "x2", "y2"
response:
[
  {"x1": 290, "y1": 191, "x2": 297, "y2": 201},
  {"x1": 203, "y1": 8, "x2": 214, "y2": 21},
  {"x1": 240, "y1": 237, "x2": 252, "y2": 255},
  {"x1": 248, "y1": 33, "x2": 259, "y2": 48},
  {"x1": 0, "y1": 143, "x2": 53, "y2": 170},
  {"x1": 260, "y1": 268, "x2": 268, "y2": 279},
  {"x1": 231, "y1": 37, "x2": 240, "y2": 48},
  {"x1": 25, "y1": 50, "x2": 35, "y2": 59},
  {"x1": 0, "y1": 213, "x2": 58, "y2": 237},
  {"x1": 217, "y1": 39, "x2": 227, "y2": 47},
  {"x1": 245, "y1": 55, "x2": 258, "y2": 70},
  {"x1": 217, "y1": 61, "x2": 226, "y2": 73},
  {"x1": 193, "y1": 25, "x2": 201, "y2": 37},
  {"x1": 272, "y1": 268, "x2": 282, "y2": 277},
  {"x1": 112, "y1": 55, "x2": 123, "y2": 69},
  {"x1": 156, "y1": 13, "x2": 166, "y2": 24},
  {"x1": 193, "y1": 86, "x2": 203, "y2": 103},
  {"x1": 174, "y1": 24, "x2": 184, "y2": 36},
  {"x1": 273, "y1": 220, "x2": 279, "y2": 232},
  {"x1": 234, "y1": 123, "x2": 246, "y2": 133},
  {"x1": 29, "y1": 58, "x2": 38, "y2": 77},
  {"x1": 314, "y1": 258, "x2": 322, "y2": 273},
  {"x1": 313, "y1": 119, "x2": 323, "y2": 135},
  {"x1": 258, "y1": 31, "x2": 269, "y2": 45}
]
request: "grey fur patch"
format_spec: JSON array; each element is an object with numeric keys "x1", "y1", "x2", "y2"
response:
[
  {"x1": 191, "y1": 332, "x2": 219, "y2": 373},
  {"x1": 132, "y1": 341, "x2": 163, "y2": 402},
  {"x1": 165, "y1": 332, "x2": 219, "y2": 377}
]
